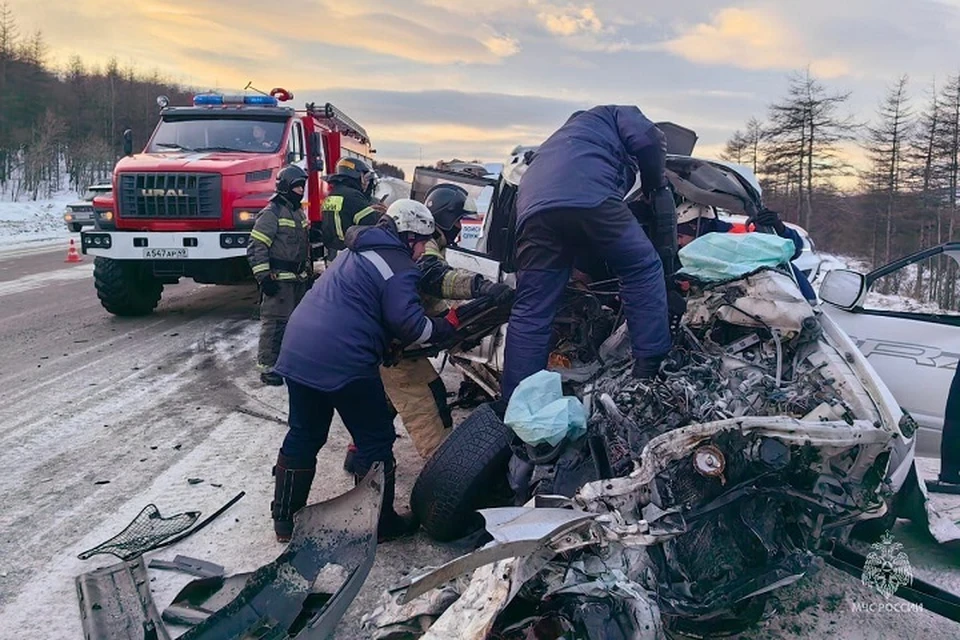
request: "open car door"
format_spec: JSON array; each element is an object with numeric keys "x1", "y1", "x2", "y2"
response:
[{"x1": 820, "y1": 243, "x2": 960, "y2": 455}]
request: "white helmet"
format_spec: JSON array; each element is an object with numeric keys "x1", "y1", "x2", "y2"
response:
[
  {"x1": 676, "y1": 201, "x2": 716, "y2": 225},
  {"x1": 386, "y1": 199, "x2": 435, "y2": 237}
]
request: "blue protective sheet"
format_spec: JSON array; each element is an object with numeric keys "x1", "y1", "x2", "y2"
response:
[
  {"x1": 504, "y1": 370, "x2": 586, "y2": 447},
  {"x1": 677, "y1": 233, "x2": 796, "y2": 282}
]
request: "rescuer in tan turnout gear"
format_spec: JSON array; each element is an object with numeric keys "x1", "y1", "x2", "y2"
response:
[
  {"x1": 382, "y1": 184, "x2": 513, "y2": 458},
  {"x1": 247, "y1": 165, "x2": 312, "y2": 386}
]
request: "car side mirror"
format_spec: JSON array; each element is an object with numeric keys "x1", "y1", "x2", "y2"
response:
[
  {"x1": 122, "y1": 129, "x2": 133, "y2": 156},
  {"x1": 819, "y1": 269, "x2": 865, "y2": 310}
]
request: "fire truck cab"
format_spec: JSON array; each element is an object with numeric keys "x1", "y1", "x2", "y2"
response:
[{"x1": 82, "y1": 90, "x2": 373, "y2": 316}]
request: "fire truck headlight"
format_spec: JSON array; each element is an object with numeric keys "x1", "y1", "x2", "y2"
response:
[
  {"x1": 220, "y1": 233, "x2": 250, "y2": 249},
  {"x1": 233, "y1": 208, "x2": 257, "y2": 230},
  {"x1": 95, "y1": 210, "x2": 115, "y2": 230}
]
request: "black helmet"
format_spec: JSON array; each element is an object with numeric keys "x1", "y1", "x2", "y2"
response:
[
  {"x1": 335, "y1": 157, "x2": 375, "y2": 196},
  {"x1": 424, "y1": 183, "x2": 475, "y2": 232},
  {"x1": 275, "y1": 165, "x2": 307, "y2": 208}
]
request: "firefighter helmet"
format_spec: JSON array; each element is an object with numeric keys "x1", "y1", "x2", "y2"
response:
[
  {"x1": 336, "y1": 156, "x2": 371, "y2": 178},
  {"x1": 386, "y1": 199, "x2": 435, "y2": 238},
  {"x1": 275, "y1": 165, "x2": 307, "y2": 207},
  {"x1": 424, "y1": 184, "x2": 477, "y2": 231}
]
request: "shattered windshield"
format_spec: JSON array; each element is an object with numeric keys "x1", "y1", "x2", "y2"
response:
[{"x1": 147, "y1": 117, "x2": 288, "y2": 154}]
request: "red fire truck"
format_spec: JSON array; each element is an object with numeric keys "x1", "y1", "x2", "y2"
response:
[{"x1": 81, "y1": 89, "x2": 374, "y2": 316}]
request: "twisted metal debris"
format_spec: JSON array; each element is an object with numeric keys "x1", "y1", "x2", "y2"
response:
[{"x1": 592, "y1": 316, "x2": 854, "y2": 474}]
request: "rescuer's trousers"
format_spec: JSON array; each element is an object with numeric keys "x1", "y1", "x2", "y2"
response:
[
  {"x1": 281, "y1": 377, "x2": 397, "y2": 471},
  {"x1": 257, "y1": 281, "x2": 307, "y2": 372},
  {"x1": 501, "y1": 200, "x2": 670, "y2": 400},
  {"x1": 381, "y1": 357, "x2": 453, "y2": 460}
]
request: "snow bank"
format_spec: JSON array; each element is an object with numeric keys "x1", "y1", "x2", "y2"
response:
[{"x1": 0, "y1": 193, "x2": 78, "y2": 251}]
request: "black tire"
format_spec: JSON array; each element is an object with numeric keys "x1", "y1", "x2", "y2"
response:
[
  {"x1": 410, "y1": 403, "x2": 514, "y2": 542},
  {"x1": 94, "y1": 257, "x2": 164, "y2": 316},
  {"x1": 70, "y1": 223, "x2": 83, "y2": 232}
]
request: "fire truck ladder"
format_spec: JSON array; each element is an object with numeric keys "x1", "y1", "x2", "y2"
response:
[{"x1": 307, "y1": 102, "x2": 369, "y2": 145}]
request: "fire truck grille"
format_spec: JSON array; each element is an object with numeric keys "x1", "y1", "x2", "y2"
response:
[{"x1": 118, "y1": 173, "x2": 222, "y2": 219}]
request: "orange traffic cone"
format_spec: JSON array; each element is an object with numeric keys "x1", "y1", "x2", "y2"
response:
[{"x1": 65, "y1": 238, "x2": 83, "y2": 263}]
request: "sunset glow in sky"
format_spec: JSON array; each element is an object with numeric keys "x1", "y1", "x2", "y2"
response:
[{"x1": 14, "y1": 1, "x2": 960, "y2": 176}]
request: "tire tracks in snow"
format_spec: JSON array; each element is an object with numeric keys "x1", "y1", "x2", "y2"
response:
[{"x1": 0, "y1": 294, "x2": 264, "y2": 613}]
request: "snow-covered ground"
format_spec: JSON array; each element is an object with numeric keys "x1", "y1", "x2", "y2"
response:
[{"x1": 0, "y1": 192, "x2": 78, "y2": 252}]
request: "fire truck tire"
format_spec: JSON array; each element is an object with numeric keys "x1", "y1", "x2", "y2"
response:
[
  {"x1": 410, "y1": 402, "x2": 514, "y2": 542},
  {"x1": 94, "y1": 257, "x2": 163, "y2": 316}
]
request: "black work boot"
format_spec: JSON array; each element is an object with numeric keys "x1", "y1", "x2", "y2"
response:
[
  {"x1": 355, "y1": 459, "x2": 418, "y2": 542},
  {"x1": 271, "y1": 452, "x2": 316, "y2": 543},
  {"x1": 261, "y1": 371, "x2": 284, "y2": 386}
]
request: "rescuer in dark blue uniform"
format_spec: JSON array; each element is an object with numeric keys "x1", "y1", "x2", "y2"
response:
[
  {"x1": 268, "y1": 200, "x2": 457, "y2": 543},
  {"x1": 501, "y1": 106, "x2": 676, "y2": 400}
]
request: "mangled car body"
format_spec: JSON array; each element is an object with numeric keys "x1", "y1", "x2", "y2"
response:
[
  {"x1": 396, "y1": 248, "x2": 913, "y2": 637},
  {"x1": 384, "y1": 132, "x2": 960, "y2": 637}
]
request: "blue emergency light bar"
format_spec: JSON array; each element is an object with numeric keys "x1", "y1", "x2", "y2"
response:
[{"x1": 192, "y1": 94, "x2": 279, "y2": 107}]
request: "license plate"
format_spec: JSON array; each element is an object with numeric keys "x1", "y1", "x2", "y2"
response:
[{"x1": 143, "y1": 248, "x2": 188, "y2": 259}]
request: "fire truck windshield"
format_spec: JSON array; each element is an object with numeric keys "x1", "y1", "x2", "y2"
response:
[{"x1": 147, "y1": 117, "x2": 287, "y2": 154}]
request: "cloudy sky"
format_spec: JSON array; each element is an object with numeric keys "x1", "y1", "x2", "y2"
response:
[{"x1": 12, "y1": 1, "x2": 960, "y2": 175}]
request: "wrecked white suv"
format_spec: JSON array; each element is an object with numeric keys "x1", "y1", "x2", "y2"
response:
[{"x1": 384, "y1": 140, "x2": 959, "y2": 637}]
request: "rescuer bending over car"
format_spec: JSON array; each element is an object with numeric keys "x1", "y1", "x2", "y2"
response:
[
  {"x1": 501, "y1": 105, "x2": 677, "y2": 400},
  {"x1": 320, "y1": 157, "x2": 384, "y2": 262},
  {"x1": 268, "y1": 200, "x2": 457, "y2": 543},
  {"x1": 247, "y1": 166, "x2": 313, "y2": 386}
]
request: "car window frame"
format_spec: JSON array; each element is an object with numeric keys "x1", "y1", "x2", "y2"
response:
[{"x1": 849, "y1": 242, "x2": 960, "y2": 327}]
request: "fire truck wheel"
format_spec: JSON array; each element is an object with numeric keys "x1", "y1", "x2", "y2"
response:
[
  {"x1": 410, "y1": 402, "x2": 514, "y2": 542},
  {"x1": 94, "y1": 257, "x2": 164, "y2": 316}
]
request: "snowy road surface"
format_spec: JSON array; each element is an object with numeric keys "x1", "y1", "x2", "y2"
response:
[{"x1": 0, "y1": 247, "x2": 958, "y2": 639}]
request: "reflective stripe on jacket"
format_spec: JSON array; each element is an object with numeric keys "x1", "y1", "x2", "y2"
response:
[
  {"x1": 246, "y1": 198, "x2": 310, "y2": 281},
  {"x1": 417, "y1": 235, "x2": 483, "y2": 315}
]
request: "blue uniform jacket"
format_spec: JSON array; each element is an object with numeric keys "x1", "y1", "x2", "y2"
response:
[
  {"x1": 275, "y1": 223, "x2": 454, "y2": 392},
  {"x1": 516, "y1": 105, "x2": 664, "y2": 225},
  {"x1": 698, "y1": 218, "x2": 817, "y2": 301}
]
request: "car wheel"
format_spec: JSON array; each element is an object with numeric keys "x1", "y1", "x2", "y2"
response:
[
  {"x1": 410, "y1": 402, "x2": 514, "y2": 542},
  {"x1": 70, "y1": 223, "x2": 84, "y2": 233}
]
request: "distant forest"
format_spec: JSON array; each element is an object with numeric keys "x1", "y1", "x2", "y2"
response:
[
  {"x1": 0, "y1": 4, "x2": 195, "y2": 199},
  {"x1": 0, "y1": 3, "x2": 407, "y2": 199},
  {"x1": 720, "y1": 68, "x2": 960, "y2": 305}
]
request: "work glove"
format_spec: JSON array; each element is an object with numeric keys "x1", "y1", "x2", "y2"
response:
[
  {"x1": 259, "y1": 276, "x2": 280, "y2": 297},
  {"x1": 632, "y1": 355, "x2": 665, "y2": 381},
  {"x1": 477, "y1": 280, "x2": 515, "y2": 306},
  {"x1": 445, "y1": 307, "x2": 461, "y2": 330},
  {"x1": 382, "y1": 340, "x2": 404, "y2": 367},
  {"x1": 751, "y1": 208, "x2": 786, "y2": 236}
]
